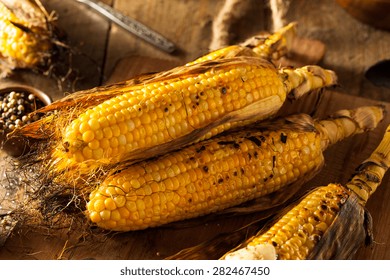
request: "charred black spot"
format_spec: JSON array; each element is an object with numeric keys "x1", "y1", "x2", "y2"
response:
[
  {"x1": 63, "y1": 141, "x2": 70, "y2": 153},
  {"x1": 200, "y1": 92, "x2": 204, "y2": 96},
  {"x1": 218, "y1": 178, "x2": 224, "y2": 184},
  {"x1": 320, "y1": 204, "x2": 328, "y2": 211},
  {"x1": 272, "y1": 241, "x2": 278, "y2": 247},
  {"x1": 164, "y1": 107, "x2": 169, "y2": 112},
  {"x1": 203, "y1": 166, "x2": 209, "y2": 173},
  {"x1": 247, "y1": 136, "x2": 262, "y2": 147},
  {"x1": 312, "y1": 234, "x2": 321, "y2": 243},
  {"x1": 233, "y1": 171, "x2": 238, "y2": 176},
  {"x1": 196, "y1": 146, "x2": 206, "y2": 153},
  {"x1": 195, "y1": 95, "x2": 199, "y2": 99},
  {"x1": 220, "y1": 87, "x2": 227, "y2": 94},
  {"x1": 365, "y1": 172, "x2": 381, "y2": 183},
  {"x1": 259, "y1": 135, "x2": 266, "y2": 142},
  {"x1": 263, "y1": 177, "x2": 268, "y2": 182},
  {"x1": 11, "y1": 21, "x2": 31, "y2": 33},
  {"x1": 254, "y1": 151, "x2": 258, "y2": 159},
  {"x1": 196, "y1": 102, "x2": 199, "y2": 106},
  {"x1": 188, "y1": 198, "x2": 192, "y2": 203},
  {"x1": 280, "y1": 133, "x2": 288, "y2": 143},
  {"x1": 313, "y1": 215, "x2": 320, "y2": 222},
  {"x1": 330, "y1": 207, "x2": 338, "y2": 212},
  {"x1": 218, "y1": 140, "x2": 236, "y2": 146},
  {"x1": 269, "y1": 174, "x2": 274, "y2": 179},
  {"x1": 233, "y1": 143, "x2": 240, "y2": 149},
  {"x1": 241, "y1": 167, "x2": 245, "y2": 174},
  {"x1": 189, "y1": 156, "x2": 195, "y2": 161}
]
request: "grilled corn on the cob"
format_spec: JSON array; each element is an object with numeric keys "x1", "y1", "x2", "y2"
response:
[
  {"x1": 221, "y1": 122, "x2": 390, "y2": 260},
  {"x1": 85, "y1": 106, "x2": 384, "y2": 231},
  {"x1": 24, "y1": 57, "x2": 336, "y2": 184},
  {"x1": 0, "y1": 0, "x2": 54, "y2": 76}
]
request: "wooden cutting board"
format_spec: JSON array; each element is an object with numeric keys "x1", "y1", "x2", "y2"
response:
[{"x1": 1, "y1": 54, "x2": 390, "y2": 260}]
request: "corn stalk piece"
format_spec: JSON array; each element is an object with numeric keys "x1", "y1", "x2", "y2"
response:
[
  {"x1": 0, "y1": 0, "x2": 55, "y2": 76},
  {"x1": 220, "y1": 123, "x2": 390, "y2": 260},
  {"x1": 85, "y1": 105, "x2": 384, "y2": 231}
]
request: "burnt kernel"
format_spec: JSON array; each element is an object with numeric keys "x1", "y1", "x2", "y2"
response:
[
  {"x1": 320, "y1": 204, "x2": 328, "y2": 210},
  {"x1": 330, "y1": 207, "x2": 339, "y2": 212},
  {"x1": 164, "y1": 107, "x2": 169, "y2": 112},
  {"x1": 233, "y1": 171, "x2": 238, "y2": 176},
  {"x1": 220, "y1": 87, "x2": 227, "y2": 94},
  {"x1": 247, "y1": 136, "x2": 262, "y2": 147},
  {"x1": 196, "y1": 145, "x2": 206, "y2": 153},
  {"x1": 280, "y1": 133, "x2": 287, "y2": 143},
  {"x1": 63, "y1": 141, "x2": 70, "y2": 152},
  {"x1": 188, "y1": 198, "x2": 193, "y2": 203},
  {"x1": 272, "y1": 241, "x2": 278, "y2": 247},
  {"x1": 218, "y1": 178, "x2": 224, "y2": 184},
  {"x1": 203, "y1": 166, "x2": 209, "y2": 173},
  {"x1": 217, "y1": 140, "x2": 236, "y2": 146}
]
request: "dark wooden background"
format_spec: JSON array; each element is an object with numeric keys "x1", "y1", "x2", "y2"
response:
[{"x1": 1, "y1": 0, "x2": 390, "y2": 260}]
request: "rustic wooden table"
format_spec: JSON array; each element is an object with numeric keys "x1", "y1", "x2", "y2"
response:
[{"x1": 1, "y1": 0, "x2": 390, "y2": 260}]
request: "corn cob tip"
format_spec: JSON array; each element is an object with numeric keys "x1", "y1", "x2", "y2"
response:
[
  {"x1": 241, "y1": 22, "x2": 297, "y2": 61},
  {"x1": 223, "y1": 243, "x2": 277, "y2": 260},
  {"x1": 346, "y1": 123, "x2": 390, "y2": 204},
  {"x1": 281, "y1": 65, "x2": 338, "y2": 100},
  {"x1": 316, "y1": 105, "x2": 385, "y2": 150}
]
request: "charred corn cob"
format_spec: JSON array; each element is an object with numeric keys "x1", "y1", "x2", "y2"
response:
[
  {"x1": 27, "y1": 57, "x2": 336, "y2": 183},
  {"x1": 187, "y1": 22, "x2": 296, "y2": 66},
  {"x1": 221, "y1": 122, "x2": 390, "y2": 260},
  {"x1": 0, "y1": 0, "x2": 54, "y2": 75},
  {"x1": 85, "y1": 106, "x2": 384, "y2": 231}
]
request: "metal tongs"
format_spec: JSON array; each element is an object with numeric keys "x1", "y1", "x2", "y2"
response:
[{"x1": 76, "y1": 0, "x2": 176, "y2": 53}]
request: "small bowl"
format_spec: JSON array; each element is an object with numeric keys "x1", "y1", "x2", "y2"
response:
[{"x1": 0, "y1": 85, "x2": 52, "y2": 157}]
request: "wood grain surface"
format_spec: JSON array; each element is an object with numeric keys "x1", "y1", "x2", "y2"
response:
[{"x1": 1, "y1": 0, "x2": 390, "y2": 260}]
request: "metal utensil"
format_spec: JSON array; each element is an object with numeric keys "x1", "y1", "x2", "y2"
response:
[{"x1": 76, "y1": 0, "x2": 176, "y2": 53}]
